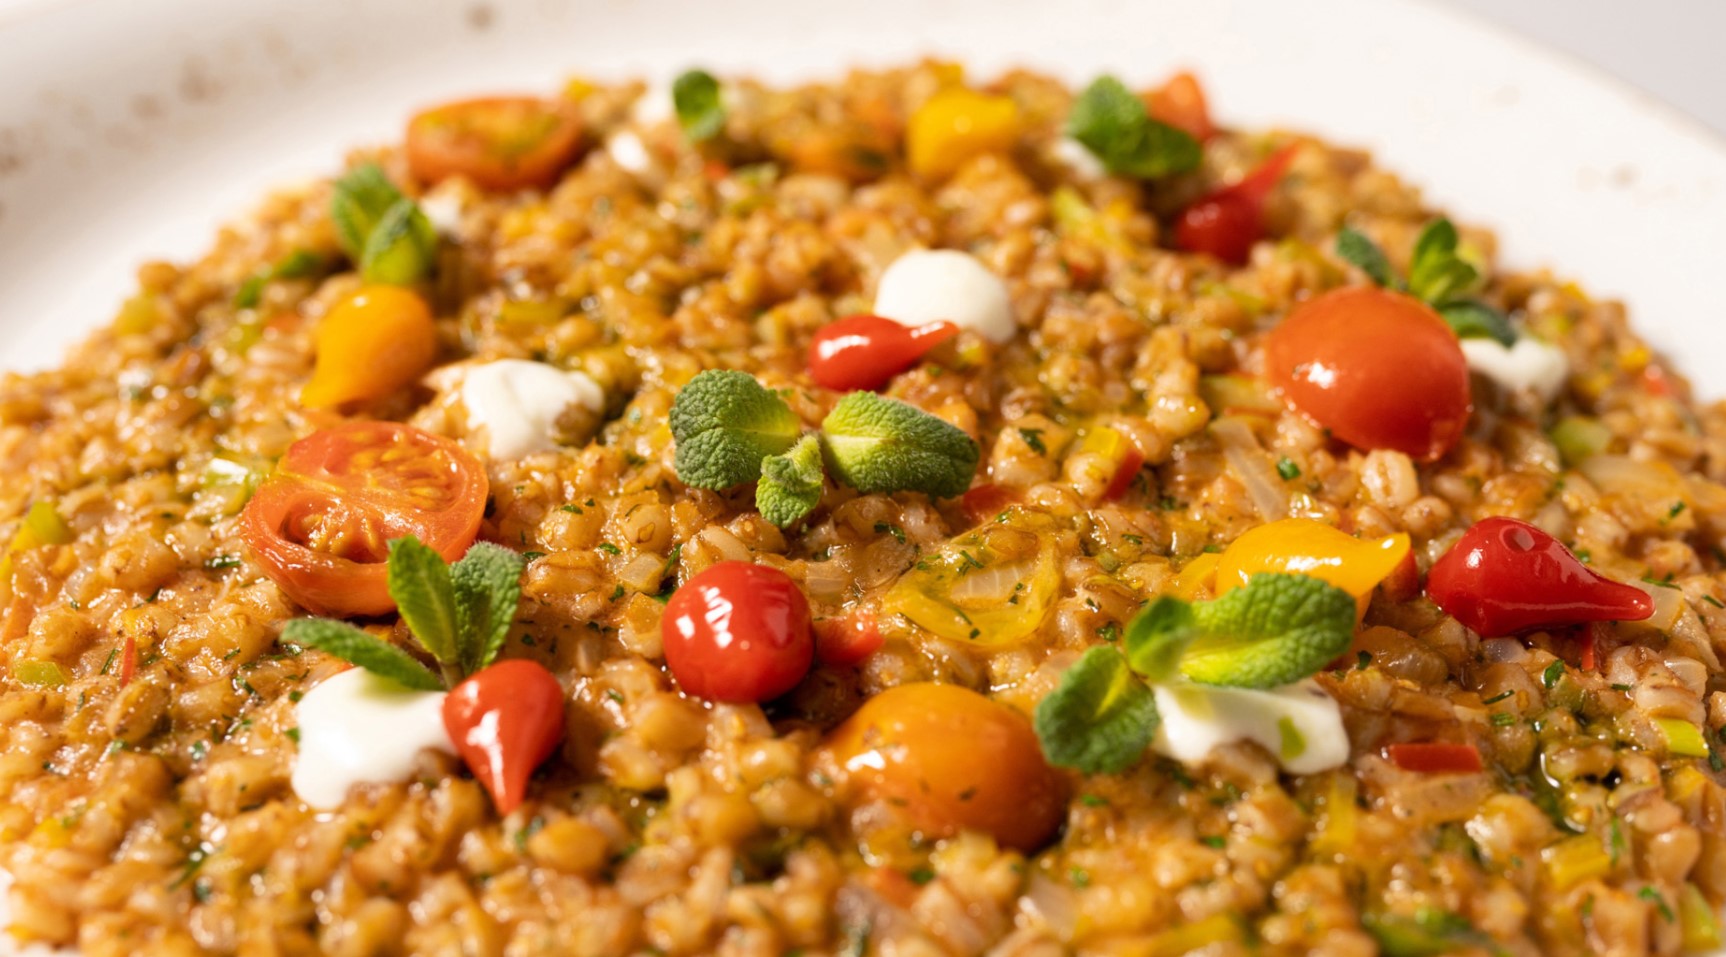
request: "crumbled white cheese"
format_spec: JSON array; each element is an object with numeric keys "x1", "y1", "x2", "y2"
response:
[
  {"x1": 1151, "y1": 678, "x2": 1348, "y2": 775},
  {"x1": 873, "y1": 249, "x2": 1017, "y2": 344},
  {"x1": 418, "y1": 182, "x2": 469, "y2": 238},
  {"x1": 606, "y1": 129, "x2": 654, "y2": 174},
  {"x1": 1051, "y1": 136, "x2": 1106, "y2": 180},
  {"x1": 460, "y1": 359, "x2": 605, "y2": 460},
  {"x1": 1460, "y1": 336, "x2": 1569, "y2": 404},
  {"x1": 291, "y1": 668, "x2": 452, "y2": 810}
]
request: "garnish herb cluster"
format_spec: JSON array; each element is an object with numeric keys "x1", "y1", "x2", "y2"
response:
[
  {"x1": 330, "y1": 164, "x2": 438, "y2": 285},
  {"x1": 1067, "y1": 75, "x2": 1202, "y2": 180},
  {"x1": 672, "y1": 69, "x2": 726, "y2": 143},
  {"x1": 1336, "y1": 217, "x2": 1516, "y2": 346}
]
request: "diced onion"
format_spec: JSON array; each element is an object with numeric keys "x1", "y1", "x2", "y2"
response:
[{"x1": 1212, "y1": 417, "x2": 1289, "y2": 521}]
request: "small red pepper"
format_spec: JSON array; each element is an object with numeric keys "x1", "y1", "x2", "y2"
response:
[
  {"x1": 808, "y1": 314, "x2": 958, "y2": 392},
  {"x1": 442, "y1": 659, "x2": 565, "y2": 814},
  {"x1": 1385, "y1": 742, "x2": 1484, "y2": 774},
  {"x1": 1174, "y1": 143, "x2": 1299, "y2": 264},
  {"x1": 1425, "y1": 516, "x2": 1653, "y2": 637},
  {"x1": 814, "y1": 608, "x2": 885, "y2": 668},
  {"x1": 119, "y1": 634, "x2": 137, "y2": 688}
]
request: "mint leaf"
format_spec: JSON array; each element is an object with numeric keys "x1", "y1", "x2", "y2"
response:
[
  {"x1": 757, "y1": 433, "x2": 824, "y2": 528},
  {"x1": 1034, "y1": 646, "x2": 1160, "y2": 774},
  {"x1": 672, "y1": 69, "x2": 725, "y2": 143},
  {"x1": 1408, "y1": 218, "x2": 1478, "y2": 305},
  {"x1": 1335, "y1": 227, "x2": 1398, "y2": 289},
  {"x1": 670, "y1": 370, "x2": 801, "y2": 489},
  {"x1": 820, "y1": 392, "x2": 979, "y2": 499},
  {"x1": 1181, "y1": 573, "x2": 1356, "y2": 689},
  {"x1": 1067, "y1": 75, "x2": 1201, "y2": 179},
  {"x1": 282, "y1": 618, "x2": 444, "y2": 691},
  {"x1": 1122, "y1": 596, "x2": 1197, "y2": 682},
  {"x1": 386, "y1": 536, "x2": 460, "y2": 668},
  {"x1": 331, "y1": 164, "x2": 406, "y2": 261},
  {"x1": 361, "y1": 197, "x2": 437, "y2": 285},
  {"x1": 451, "y1": 542, "x2": 526, "y2": 674},
  {"x1": 1437, "y1": 300, "x2": 1516, "y2": 347}
]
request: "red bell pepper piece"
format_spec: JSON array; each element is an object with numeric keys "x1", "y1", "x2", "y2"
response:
[
  {"x1": 1385, "y1": 742, "x2": 1484, "y2": 774},
  {"x1": 1174, "y1": 144, "x2": 1299, "y2": 264}
]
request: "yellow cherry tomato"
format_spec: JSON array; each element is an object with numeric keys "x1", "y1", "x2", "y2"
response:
[
  {"x1": 906, "y1": 88, "x2": 1021, "y2": 181},
  {"x1": 816, "y1": 683, "x2": 1066, "y2": 852},
  {"x1": 1213, "y1": 518, "x2": 1411, "y2": 616},
  {"x1": 301, "y1": 286, "x2": 439, "y2": 410}
]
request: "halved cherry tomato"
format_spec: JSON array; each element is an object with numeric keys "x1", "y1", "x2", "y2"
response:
[
  {"x1": 808, "y1": 314, "x2": 958, "y2": 392},
  {"x1": 816, "y1": 682, "x2": 1066, "y2": 852},
  {"x1": 661, "y1": 561, "x2": 813, "y2": 702},
  {"x1": 1263, "y1": 286, "x2": 1472, "y2": 461},
  {"x1": 1385, "y1": 742, "x2": 1484, "y2": 774},
  {"x1": 1175, "y1": 144, "x2": 1298, "y2": 264},
  {"x1": 241, "y1": 421, "x2": 487, "y2": 617},
  {"x1": 405, "y1": 96, "x2": 585, "y2": 192},
  {"x1": 1145, "y1": 71, "x2": 1215, "y2": 142},
  {"x1": 814, "y1": 609, "x2": 884, "y2": 668},
  {"x1": 443, "y1": 659, "x2": 564, "y2": 814}
]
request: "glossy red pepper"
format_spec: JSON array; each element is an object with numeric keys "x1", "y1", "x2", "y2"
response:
[
  {"x1": 1174, "y1": 144, "x2": 1299, "y2": 264},
  {"x1": 442, "y1": 659, "x2": 565, "y2": 814},
  {"x1": 1385, "y1": 742, "x2": 1483, "y2": 774},
  {"x1": 119, "y1": 634, "x2": 137, "y2": 688},
  {"x1": 1425, "y1": 517, "x2": 1653, "y2": 637},
  {"x1": 808, "y1": 314, "x2": 958, "y2": 392},
  {"x1": 661, "y1": 561, "x2": 814, "y2": 702},
  {"x1": 814, "y1": 608, "x2": 884, "y2": 668}
]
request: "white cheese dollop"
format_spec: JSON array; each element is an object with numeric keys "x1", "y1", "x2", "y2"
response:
[
  {"x1": 606, "y1": 129, "x2": 654, "y2": 174},
  {"x1": 631, "y1": 77, "x2": 675, "y2": 126},
  {"x1": 291, "y1": 668, "x2": 453, "y2": 810},
  {"x1": 873, "y1": 249, "x2": 1017, "y2": 344},
  {"x1": 1460, "y1": 336, "x2": 1569, "y2": 404},
  {"x1": 1051, "y1": 136, "x2": 1106, "y2": 180},
  {"x1": 1151, "y1": 678, "x2": 1348, "y2": 775},
  {"x1": 460, "y1": 359, "x2": 605, "y2": 460}
]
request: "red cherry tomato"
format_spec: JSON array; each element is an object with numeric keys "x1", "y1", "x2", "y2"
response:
[
  {"x1": 1263, "y1": 286, "x2": 1472, "y2": 461},
  {"x1": 661, "y1": 561, "x2": 814, "y2": 702},
  {"x1": 808, "y1": 314, "x2": 959, "y2": 392},
  {"x1": 442, "y1": 659, "x2": 565, "y2": 814},
  {"x1": 814, "y1": 609, "x2": 884, "y2": 668},
  {"x1": 1175, "y1": 144, "x2": 1298, "y2": 264},
  {"x1": 241, "y1": 421, "x2": 488, "y2": 617},
  {"x1": 406, "y1": 96, "x2": 585, "y2": 192},
  {"x1": 1425, "y1": 517, "x2": 1653, "y2": 637},
  {"x1": 1144, "y1": 71, "x2": 1215, "y2": 142},
  {"x1": 1385, "y1": 742, "x2": 1484, "y2": 774}
]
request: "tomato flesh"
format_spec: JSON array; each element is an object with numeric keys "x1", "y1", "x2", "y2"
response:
[
  {"x1": 1145, "y1": 71, "x2": 1215, "y2": 142},
  {"x1": 241, "y1": 421, "x2": 487, "y2": 617},
  {"x1": 1175, "y1": 144, "x2": 1298, "y2": 264},
  {"x1": 1263, "y1": 286, "x2": 1472, "y2": 461},
  {"x1": 1385, "y1": 742, "x2": 1484, "y2": 774},
  {"x1": 661, "y1": 561, "x2": 814, "y2": 702},
  {"x1": 406, "y1": 96, "x2": 584, "y2": 192},
  {"x1": 443, "y1": 659, "x2": 565, "y2": 814},
  {"x1": 808, "y1": 314, "x2": 958, "y2": 392}
]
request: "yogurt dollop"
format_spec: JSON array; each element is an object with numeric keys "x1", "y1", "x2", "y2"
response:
[{"x1": 291, "y1": 668, "x2": 452, "y2": 810}]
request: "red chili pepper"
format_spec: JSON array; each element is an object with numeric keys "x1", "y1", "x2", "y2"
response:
[
  {"x1": 1425, "y1": 516, "x2": 1653, "y2": 637},
  {"x1": 814, "y1": 608, "x2": 884, "y2": 668},
  {"x1": 1385, "y1": 742, "x2": 1484, "y2": 774},
  {"x1": 442, "y1": 659, "x2": 565, "y2": 814},
  {"x1": 1174, "y1": 144, "x2": 1299, "y2": 264},
  {"x1": 118, "y1": 634, "x2": 137, "y2": 688},
  {"x1": 808, "y1": 314, "x2": 958, "y2": 392}
]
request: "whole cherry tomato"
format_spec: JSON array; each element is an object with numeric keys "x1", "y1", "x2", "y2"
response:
[
  {"x1": 1174, "y1": 144, "x2": 1298, "y2": 264},
  {"x1": 661, "y1": 561, "x2": 814, "y2": 702},
  {"x1": 816, "y1": 682, "x2": 1066, "y2": 852},
  {"x1": 1263, "y1": 286, "x2": 1472, "y2": 461},
  {"x1": 808, "y1": 314, "x2": 958, "y2": 392},
  {"x1": 406, "y1": 96, "x2": 585, "y2": 192},
  {"x1": 242, "y1": 421, "x2": 487, "y2": 617},
  {"x1": 814, "y1": 609, "x2": 884, "y2": 668},
  {"x1": 1425, "y1": 516, "x2": 1653, "y2": 637},
  {"x1": 442, "y1": 659, "x2": 565, "y2": 814}
]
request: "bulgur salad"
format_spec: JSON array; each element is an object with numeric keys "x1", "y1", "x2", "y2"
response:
[{"x1": 2, "y1": 61, "x2": 1724, "y2": 957}]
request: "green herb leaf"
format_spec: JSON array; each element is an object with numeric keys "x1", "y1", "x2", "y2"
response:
[
  {"x1": 1362, "y1": 908, "x2": 1495, "y2": 957},
  {"x1": 820, "y1": 391, "x2": 979, "y2": 499},
  {"x1": 1436, "y1": 300, "x2": 1516, "y2": 347},
  {"x1": 387, "y1": 536, "x2": 461, "y2": 668},
  {"x1": 1335, "y1": 227, "x2": 1398, "y2": 289},
  {"x1": 451, "y1": 542, "x2": 526, "y2": 674},
  {"x1": 757, "y1": 433, "x2": 825, "y2": 528},
  {"x1": 672, "y1": 69, "x2": 725, "y2": 143},
  {"x1": 361, "y1": 197, "x2": 438, "y2": 285},
  {"x1": 669, "y1": 370, "x2": 801, "y2": 489},
  {"x1": 1179, "y1": 573, "x2": 1357, "y2": 689},
  {"x1": 282, "y1": 618, "x2": 444, "y2": 691},
  {"x1": 1033, "y1": 646, "x2": 1160, "y2": 774},
  {"x1": 1122, "y1": 596, "x2": 1197, "y2": 682},
  {"x1": 1067, "y1": 75, "x2": 1202, "y2": 180},
  {"x1": 1408, "y1": 218, "x2": 1479, "y2": 305},
  {"x1": 330, "y1": 164, "x2": 406, "y2": 261}
]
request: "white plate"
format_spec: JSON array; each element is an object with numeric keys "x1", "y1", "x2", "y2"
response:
[{"x1": 2, "y1": 0, "x2": 1725, "y2": 953}]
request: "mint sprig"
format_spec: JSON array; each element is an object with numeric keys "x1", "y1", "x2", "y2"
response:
[
  {"x1": 1032, "y1": 572, "x2": 1355, "y2": 773},
  {"x1": 1335, "y1": 218, "x2": 1515, "y2": 346},
  {"x1": 757, "y1": 433, "x2": 825, "y2": 528},
  {"x1": 283, "y1": 536, "x2": 527, "y2": 690},
  {"x1": 669, "y1": 370, "x2": 801, "y2": 488},
  {"x1": 1067, "y1": 75, "x2": 1202, "y2": 180},
  {"x1": 672, "y1": 69, "x2": 725, "y2": 143},
  {"x1": 821, "y1": 392, "x2": 978, "y2": 499},
  {"x1": 330, "y1": 163, "x2": 437, "y2": 286}
]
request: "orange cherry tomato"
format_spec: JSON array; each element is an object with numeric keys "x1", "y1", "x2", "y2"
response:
[
  {"x1": 818, "y1": 683, "x2": 1066, "y2": 852},
  {"x1": 1175, "y1": 144, "x2": 1298, "y2": 264},
  {"x1": 1145, "y1": 71, "x2": 1215, "y2": 142},
  {"x1": 443, "y1": 659, "x2": 565, "y2": 814},
  {"x1": 808, "y1": 314, "x2": 958, "y2": 392},
  {"x1": 1263, "y1": 286, "x2": 1471, "y2": 461},
  {"x1": 241, "y1": 421, "x2": 487, "y2": 617},
  {"x1": 301, "y1": 286, "x2": 439, "y2": 411},
  {"x1": 814, "y1": 609, "x2": 884, "y2": 668},
  {"x1": 661, "y1": 561, "x2": 814, "y2": 702},
  {"x1": 1384, "y1": 742, "x2": 1484, "y2": 774},
  {"x1": 405, "y1": 96, "x2": 585, "y2": 192}
]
